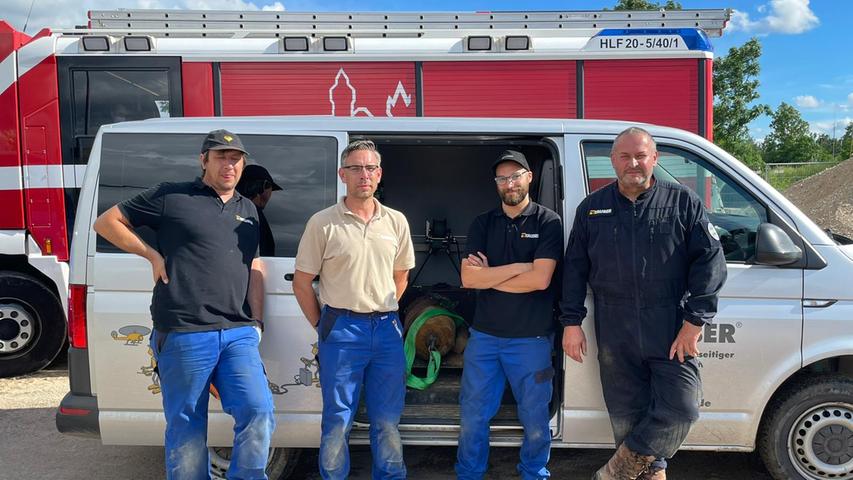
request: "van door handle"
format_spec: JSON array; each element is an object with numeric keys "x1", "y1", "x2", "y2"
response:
[{"x1": 284, "y1": 273, "x2": 294, "y2": 281}]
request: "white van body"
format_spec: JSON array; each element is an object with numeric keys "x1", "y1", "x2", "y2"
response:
[{"x1": 59, "y1": 117, "x2": 853, "y2": 480}]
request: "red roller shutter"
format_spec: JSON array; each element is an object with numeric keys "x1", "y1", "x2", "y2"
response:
[
  {"x1": 585, "y1": 59, "x2": 698, "y2": 133},
  {"x1": 220, "y1": 62, "x2": 416, "y2": 117},
  {"x1": 423, "y1": 60, "x2": 576, "y2": 118},
  {"x1": 182, "y1": 62, "x2": 214, "y2": 117}
]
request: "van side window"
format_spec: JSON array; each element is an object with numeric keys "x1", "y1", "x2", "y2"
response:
[
  {"x1": 97, "y1": 133, "x2": 338, "y2": 257},
  {"x1": 581, "y1": 141, "x2": 769, "y2": 263}
]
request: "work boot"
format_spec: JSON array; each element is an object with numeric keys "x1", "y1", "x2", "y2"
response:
[
  {"x1": 592, "y1": 443, "x2": 656, "y2": 480},
  {"x1": 638, "y1": 466, "x2": 665, "y2": 480}
]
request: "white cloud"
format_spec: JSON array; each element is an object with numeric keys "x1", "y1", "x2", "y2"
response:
[
  {"x1": 728, "y1": 0, "x2": 819, "y2": 35},
  {"x1": 848, "y1": 93, "x2": 853, "y2": 106},
  {"x1": 3, "y1": 0, "x2": 284, "y2": 34},
  {"x1": 810, "y1": 117, "x2": 853, "y2": 136},
  {"x1": 795, "y1": 95, "x2": 821, "y2": 109}
]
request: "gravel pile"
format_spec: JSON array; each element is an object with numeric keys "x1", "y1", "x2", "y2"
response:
[{"x1": 783, "y1": 158, "x2": 853, "y2": 239}]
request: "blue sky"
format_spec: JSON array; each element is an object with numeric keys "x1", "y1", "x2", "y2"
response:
[{"x1": 4, "y1": 0, "x2": 851, "y2": 141}]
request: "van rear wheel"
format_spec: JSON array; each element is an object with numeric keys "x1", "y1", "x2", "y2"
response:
[
  {"x1": 209, "y1": 447, "x2": 301, "y2": 480},
  {"x1": 758, "y1": 374, "x2": 853, "y2": 480},
  {"x1": 0, "y1": 271, "x2": 66, "y2": 378}
]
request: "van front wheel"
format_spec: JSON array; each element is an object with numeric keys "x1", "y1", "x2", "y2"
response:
[
  {"x1": 758, "y1": 374, "x2": 853, "y2": 480},
  {"x1": 210, "y1": 447, "x2": 301, "y2": 480},
  {"x1": 0, "y1": 271, "x2": 66, "y2": 378}
]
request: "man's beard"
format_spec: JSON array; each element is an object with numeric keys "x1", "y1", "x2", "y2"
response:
[
  {"x1": 618, "y1": 171, "x2": 650, "y2": 188},
  {"x1": 500, "y1": 185, "x2": 528, "y2": 206}
]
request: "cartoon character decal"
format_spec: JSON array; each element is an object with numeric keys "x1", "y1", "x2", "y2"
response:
[
  {"x1": 268, "y1": 342, "x2": 322, "y2": 395},
  {"x1": 138, "y1": 347, "x2": 161, "y2": 395},
  {"x1": 114, "y1": 323, "x2": 320, "y2": 397}
]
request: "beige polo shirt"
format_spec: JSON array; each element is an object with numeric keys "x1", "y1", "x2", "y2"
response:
[{"x1": 295, "y1": 198, "x2": 415, "y2": 313}]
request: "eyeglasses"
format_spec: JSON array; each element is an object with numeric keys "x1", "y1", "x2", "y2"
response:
[
  {"x1": 342, "y1": 164, "x2": 381, "y2": 175},
  {"x1": 494, "y1": 169, "x2": 528, "y2": 186}
]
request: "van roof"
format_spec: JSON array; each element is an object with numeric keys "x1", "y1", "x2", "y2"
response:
[{"x1": 99, "y1": 115, "x2": 699, "y2": 140}]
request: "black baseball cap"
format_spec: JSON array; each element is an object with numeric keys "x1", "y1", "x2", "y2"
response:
[
  {"x1": 239, "y1": 164, "x2": 283, "y2": 191},
  {"x1": 492, "y1": 150, "x2": 530, "y2": 174},
  {"x1": 201, "y1": 129, "x2": 249, "y2": 155}
]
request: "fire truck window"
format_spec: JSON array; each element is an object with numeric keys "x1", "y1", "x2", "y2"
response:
[
  {"x1": 73, "y1": 70, "x2": 170, "y2": 136},
  {"x1": 97, "y1": 133, "x2": 338, "y2": 258},
  {"x1": 581, "y1": 141, "x2": 768, "y2": 263}
]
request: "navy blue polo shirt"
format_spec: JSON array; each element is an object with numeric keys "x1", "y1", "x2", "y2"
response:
[
  {"x1": 464, "y1": 201, "x2": 563, "y2": 337},
  {"x1": 118, "y1": 178, "x2": 260, "y2": 332}
]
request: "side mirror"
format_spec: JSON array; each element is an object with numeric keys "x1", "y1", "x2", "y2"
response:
[{"x1": 755, "y1": 223, "x2": 802, "y2": 266}]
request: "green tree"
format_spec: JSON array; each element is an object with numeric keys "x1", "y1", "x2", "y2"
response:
[
  {"x1": 841, "y1": 123, "x2": 853, "y2": 160},
  {"x1": 763, "y1": 102, "x2": 819, "y2": 163},
  {"x1": 713, "y1": 38, "x2": 771, "y2": 169},
  {"x1": 612, "y1": 0, "x2": 682, "y2": 9},
  {"x1": 814, "y1": 133, "x2": 840, "y2": 161}
]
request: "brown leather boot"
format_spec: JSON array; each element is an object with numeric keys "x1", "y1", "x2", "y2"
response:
[
  {"x1": 592, "y1": 444, "x2": 656, "y2": 480},
  {"x1": 638, "y1": 466, "x2": 665, "y2": 480}
]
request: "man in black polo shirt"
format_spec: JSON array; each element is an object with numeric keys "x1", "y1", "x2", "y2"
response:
[
  {"x1": 455, "y1": 150, "x2": 563, "y2": 480},
  {"x1": 93, "y1": 130, "x2": 274, "y2": 480}
]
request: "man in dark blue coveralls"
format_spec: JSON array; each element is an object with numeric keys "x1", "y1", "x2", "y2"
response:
[
  {"x1": 456, "y1": 150, "x2": 563, "y2": 480},
  {"x1": 560, "y1": 127, "x2": 727, "y2": 480}
]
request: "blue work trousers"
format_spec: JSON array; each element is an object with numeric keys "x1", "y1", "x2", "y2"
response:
[
  {"x1": 317, "y1": 307, "x2": 407, "y2": 480},
  {"x1": 151, "y1": 326, "x2": 275, "y2": 480},
  {"x1": 455, "y1": 329, "x2": 554, "y2": 480}
]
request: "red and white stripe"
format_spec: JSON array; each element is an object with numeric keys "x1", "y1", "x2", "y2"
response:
[
  {"x1": 11, "y1": 28, "x2": 71, "y2": 260},
  {"x1": 0, "y1": 22, "x2": 27, "y2": 230}
]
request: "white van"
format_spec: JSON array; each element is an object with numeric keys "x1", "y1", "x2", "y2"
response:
[{"x1": 57, "y1": 117, "x2": 853, "y2": 480}]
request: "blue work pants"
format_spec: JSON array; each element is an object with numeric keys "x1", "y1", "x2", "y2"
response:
[
  {"x1": 151, "y1": 326, "x2": 275, "y2": 480},
  {"x1": 455, "y1": 329, "x2": 554, "y2": 480},
  {"x1": 317, "y1": 307, "x2": 407, "y2": 480}
]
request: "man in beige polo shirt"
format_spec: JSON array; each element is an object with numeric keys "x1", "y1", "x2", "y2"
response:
[{"x1": 293, "y1": 139, "x2": 415, "y2": 480}]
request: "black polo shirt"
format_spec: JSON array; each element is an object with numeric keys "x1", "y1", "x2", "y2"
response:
[
  {"x1": 118, "y1": 178, "x2": 260, "y2": 332},
  {"x1": 464, "y1": 201, "x2": 563, "y2": 337}
]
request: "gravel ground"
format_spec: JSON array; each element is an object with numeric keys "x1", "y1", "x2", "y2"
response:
[
  {"x1": 1, "y1": 357, "x2": 773, "y2": 480},
  {"x1": 784, "y1": 157, "x2": 853, "y2": 239}
]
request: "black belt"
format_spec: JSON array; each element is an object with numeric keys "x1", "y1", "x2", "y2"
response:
[{"x1": 326, "y1": 306, "x2": 396, "y2": 320}]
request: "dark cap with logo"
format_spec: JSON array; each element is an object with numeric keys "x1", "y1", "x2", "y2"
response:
[
  {"x1": 201, "y1": 129, "x2": 249, "y2": 155},
  {"x1": 238, "y1": 164, "x2": 283, "y2": 192},
  {"x1": 492, "y1": 150, "x2": 530, "y2": 174}
]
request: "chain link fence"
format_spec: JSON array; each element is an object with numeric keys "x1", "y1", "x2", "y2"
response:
[{"x1": 762, "y1": 161, "x2": 841, "y2": 191}]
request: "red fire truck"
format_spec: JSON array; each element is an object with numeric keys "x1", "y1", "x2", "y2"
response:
[{"x1": 0, "y1": 8, "x2": 729, "y2": 377}]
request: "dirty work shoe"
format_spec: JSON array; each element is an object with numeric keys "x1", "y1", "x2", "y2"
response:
[
  {"x1": 592, "y1": 443, "x2": 656, "y2": 480},
  {"x1": 638, "y1": 467, "x2": 665, "y2": 480}
]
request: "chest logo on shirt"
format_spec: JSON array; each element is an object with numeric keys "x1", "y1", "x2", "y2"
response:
[
  {"x1": 235, "y1": 214, "x2": 255, "y2": 225},
  {"x1": 520, "y1": 233, "x2": 539, "y2": 239},
  {"x1": 588, "y1": 208, "x2": 613, "y2": 217}
]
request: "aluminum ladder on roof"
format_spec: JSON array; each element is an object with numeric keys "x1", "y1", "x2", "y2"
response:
[{"x1": 84, "y1": 9, "x2": 731, "y2": 37}]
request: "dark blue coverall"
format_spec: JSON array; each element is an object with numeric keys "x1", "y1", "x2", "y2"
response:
[{"x1": 559, "y1": 179, "x2": 727, "y2": 468}]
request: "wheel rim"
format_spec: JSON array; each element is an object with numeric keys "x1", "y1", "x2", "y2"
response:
[
  {"x1": 0, "y1": 302, "x2": 37, "y2": 355},
  {"x1": 788, "y1": 402, "x2": 853, "y2": 479},
  {"x1": 209, "y1": 447, "x2": 274, "y2": 480},
  {"x1": 209, "y1": 447, "x2": 232, "y2": 479}
]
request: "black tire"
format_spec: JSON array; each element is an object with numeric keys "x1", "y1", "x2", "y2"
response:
[
  {"x1": 0, "y1": 271, "x2": 66, "y2": 378},
  {"x1": 209, "y1": 447, "x2": 301, "y2": 480},
  {"x1": 758, "y1": 374, "x2": 853, "y2": 480}
]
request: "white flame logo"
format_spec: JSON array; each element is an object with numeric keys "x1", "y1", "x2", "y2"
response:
[{"x1": 329, "y1": 68, "x2": 412, "y2": 117}]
